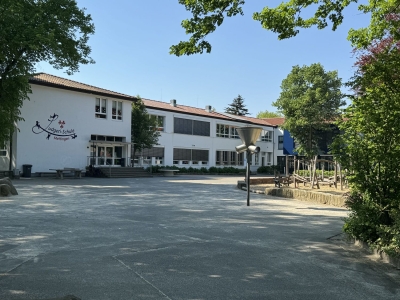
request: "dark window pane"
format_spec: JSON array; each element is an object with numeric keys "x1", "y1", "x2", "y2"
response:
[
  {"x1": 192, "y1": 149, "x2": 209, "y2": 161},
  {"x1": 173, "y1": 148, "x2": 191, "y2": 160},
  {"x1": 141, "y1": 147, "x2": 165, "y2": 157},
  {"x1": 193, "y1": 120, "x2": 210, "y2": 136},
  {"x1": 174, "y1": 118, "x2": 192, "y2": 134}
]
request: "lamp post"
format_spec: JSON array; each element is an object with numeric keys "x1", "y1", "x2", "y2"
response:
[{"x1": 235, "y1": 127, "x2": 262, "y2": 206}]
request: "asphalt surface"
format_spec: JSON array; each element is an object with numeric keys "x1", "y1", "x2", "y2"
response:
[{"x1": 0, "y1": 175, "x2": 399, "y2": 300}]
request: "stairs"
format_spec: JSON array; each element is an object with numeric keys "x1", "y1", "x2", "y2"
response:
[{"x1": 96, "y1": 167, "x2": 152, "y2": 178}]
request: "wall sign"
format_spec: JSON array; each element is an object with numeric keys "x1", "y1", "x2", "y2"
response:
[{"x1": 32, "y1": 113, "x2": 77, "y2": 141}]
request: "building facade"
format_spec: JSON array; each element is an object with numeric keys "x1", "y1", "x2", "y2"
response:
[
  {"x1": 0, "y1": 73, "x2": 135, "y2": 173},
  {"x1": 1, "y1": 73, "x2": 286, "y2": 175}
]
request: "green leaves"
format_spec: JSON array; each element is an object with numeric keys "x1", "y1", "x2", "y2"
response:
[
  {"x1": 0, "y1": 0, "x2": 95, "y2": 145},
  {"x1": 332, "y1": 43, "x2": 400, "y2": 256},
  {"x1": 224, "y1": 94, "x2": 249, "y2": 115},
  {"x1": 273, "y1": 63, "x2": 344, "y2": 158},
  {"x1": 131, "y1": 96, "x2": 161, "y2": 156},
  {"x1": 173, "y1": 0, "x2": 400, "y2": 55},
  {"x1": 170, "y1": 0, "x2": 244, "y2": 56}
]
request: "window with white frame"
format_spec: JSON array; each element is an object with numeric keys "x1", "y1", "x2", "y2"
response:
[
  {"x1": 173, "y1": 148, "x2": 209, "y2": 165},
  {"x1": 216, "y1": 151, "x2": 244, "y2": 166},
  {"x1": 216, "y1": 124, "x2": 240, "y2": 139},
  {"x1": 216, "y1": 124, "x2": 229, "y2": 138},
  {"x1": 278, "y1": 135, "x2": 284, "y2": 150},
  {"x1": 254, "y1": 153, "x2": 260, "y2": 165},
  {"x1": 150, "y1": 115, "x2": 165, "y2": 131},
  {"x1": 0, "y1": 142, "x2": 7, "y2": 157},
  {"x1": 95, "y1": 98, "x2": 107, "y2": 119},
  {"x1": 266, "y1": 152, "x2": 272, "y2": 165},
  {"x1": 112, "y1": 100, "x2": 122, "y2": 120},
  {"x1": 230, "y1": 126, "x2": 240, "y2": 139},
  {"x1": 260, "y1": 130, "x2": 273, "y2": 142}
]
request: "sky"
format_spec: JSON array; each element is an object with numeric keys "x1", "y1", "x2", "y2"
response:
[{"x1": 37, "y1": 0, "x2": 371, "y2": 117}]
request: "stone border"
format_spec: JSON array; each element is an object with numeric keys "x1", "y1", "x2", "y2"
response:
[
  {"x1": 264, "y1": 187, "x2": 346, "y2": 207},
  {"x1": 352, "y1": 238, "x2": 400, "y2": 270}
]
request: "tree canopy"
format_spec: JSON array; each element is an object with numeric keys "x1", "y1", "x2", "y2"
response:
[
  {"x1": 332, "y1": 35, "x2": 400, "y2": 256},
  {"x1": 273, "y1": 63, "x2": 345, "y2": 158},
  {"x1": 224, "y1": 94, "x2": 249, "y2": 116},
  {"x1": 131, "y1": 97, "x2": 161, "y2": 161},
  {"x1": 256, "y1": 110, "x2": 282, "y2": 119},
  {"x1": 0, "y1": 0, "x2": 95, "y2": 144},
  {"x1": 171, "y1": 0, "x2": 400, "y2": 56}
]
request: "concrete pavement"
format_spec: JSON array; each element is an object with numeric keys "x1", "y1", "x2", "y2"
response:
[{"x1": 0, "y1": 175, "x2": 399, "y2": 299}]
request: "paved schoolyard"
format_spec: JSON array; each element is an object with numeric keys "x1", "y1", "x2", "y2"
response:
[{"x1": 0, "y1": 175, "x2": 399, "y2": 300}]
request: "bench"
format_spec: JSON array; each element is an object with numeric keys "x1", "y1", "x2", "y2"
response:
[
  {"x1": 49, "y1": 168, "x2": 84, "y2": 179},
  {"x1": 0, "y1": 170, "x2": 13, "y2": 179},
  {"x1": 160, "y1": 169, "x2": 179, "y2": 176}
]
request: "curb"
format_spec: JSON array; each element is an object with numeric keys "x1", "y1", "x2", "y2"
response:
[{"x1": 352, "y1": 238, "x2": 400, "y2": 270}]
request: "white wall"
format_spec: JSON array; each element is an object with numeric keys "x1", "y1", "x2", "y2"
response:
[
  {"x1": 147, "y1": 108, "x2": 275, "y2": 171},
  {"x1": 16, "y1": 85, "x2": 132, "y2": 173}
]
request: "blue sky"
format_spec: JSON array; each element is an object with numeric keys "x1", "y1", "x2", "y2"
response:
[{"x1": 37, "y1": 1, "x2": 370, "y2": 117}]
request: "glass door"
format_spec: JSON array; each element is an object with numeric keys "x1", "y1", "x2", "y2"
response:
[
  {"x1": 97, "y1": 146, "x2": 105, "y2": 165},
  {"x1": 106, "y1": 147, "x2": 113, "y2": 165},
  {"x1": 114, "y1": 146, "x2": 123, "y2": 166}
]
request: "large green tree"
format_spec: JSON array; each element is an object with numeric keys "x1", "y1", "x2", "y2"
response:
[
  {"x1": 131, "y1": 97, "x2": 161, "y2": 165},
  {"x1": 224, "y1": 94, "x2": 249, "y2": 116},
  {"x1": 256, "y1": 110, "x2": 282, "y2": 119},
  {"x1": 332, "y1": 38, "x2": 400, "y2": 256},
  {"x1": 171, "y1": 0, "x2": 399, "y2": 56},
  {"x1": 273, "y1": 63, "x2": 345, "y2": 158},
  {"x1": 0, "y1": 0, "x2": 95, "y2": 144}
]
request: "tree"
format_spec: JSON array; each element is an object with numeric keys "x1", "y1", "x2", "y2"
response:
[
  {"x1": 273, "y1": 63, "x2": 345, "y2": 158},
  {"x1": 131, "y1": 97, "x2": 161, "y2": 165},
  {"x1": 170, "y1": 0, "x2": 400, "y2": 56},
  {"x1": 256, "y1": 110, "x2": 282, "y2": 119},
  {"x1": 0, "y1": 0, "x2": 95, "y2": 145},
  {"x1": 332, "y1": 37, "x2": 400, "y2": 257},
  {"x1": 224, "y1": 94, "x2": 249, "y2": 116}
]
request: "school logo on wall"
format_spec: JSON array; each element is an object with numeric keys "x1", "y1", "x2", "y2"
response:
[{"x1": 32, "y1": 113, "x2": 77, "y2": 141}]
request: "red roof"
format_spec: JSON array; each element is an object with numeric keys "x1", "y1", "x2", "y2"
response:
[
  {"x1": 30, "y1": 73, "x2": 136, "y2": 101},
  {"x1": 143, "y1": 99, "x2": 276, "y2": 127},
  {"x1": 260, "y1": 117, "x2": 285, "y2": 126},
  {"x1": 29, "y1": 73, "x2": 277, "y2": 127}
]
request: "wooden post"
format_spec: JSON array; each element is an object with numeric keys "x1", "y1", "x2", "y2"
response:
[
  {"x1": 293, "y1": 156, "x2": 297, "y2": 188},
  {"x1": 334, "y1": 160, "x2": 338, "y2": 189},
  {"x1": 285, "y1": 154, "x2": 289, "y2": 177},
  {"x1": 321, "y1": 161, "x2": 324, "y2": 181}
]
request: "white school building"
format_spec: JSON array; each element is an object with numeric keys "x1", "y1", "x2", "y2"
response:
[{"x1": 0, "y1": 73, "x2": 285, "y2": 176}]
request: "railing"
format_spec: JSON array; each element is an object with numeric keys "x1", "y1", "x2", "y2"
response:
[{"x1": 87, "y1": 156, "x2": 130, "y2": 167}]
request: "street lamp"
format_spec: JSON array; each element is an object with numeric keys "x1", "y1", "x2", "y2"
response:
[{"x1": 235, "y1": 127, "x2": 262, "y2": 206}]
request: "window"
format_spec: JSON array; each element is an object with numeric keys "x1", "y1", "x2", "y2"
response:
[
  {"x1": 112, "y1": 100, "x2": 122, "y2": 120},
  {"x1": 90, "y1": 135, "x2": 125, "y2": 142},
  {"x1": 173, "y1": 148, "x2": 209, "y2": 165},
  {"x1": 216, "y1": 151, "x2": 244, "y2": 166},
  {"x1": 266, "y1": 152, "x2": 272, "y2": 165},
  {"x1": 149, "y1": 115, "x2": 165, "y2": 131},
  {"x1": 278, "y1": 135, "x2": 284, "y2": 150},
  {"x1": 254, "y1": 153, "x2": 260, "y2": 165},
  {"x1": 0, "y1": 142, "x2": 6, "y2": 157},
  {"x1": 95, "y1": 98, "x2": 107, "y2": 119},
  {"x1": 174, "y1": 118, "x2": 210, "y2": 136},
  {"x1": 216, "y1": 124, "x2": 229, "y2": 138},
  {"x1": 230, "y1": 127, "x2": 240, "y2": 139},
  {"x1": 260, "y1": 130, "x2": 273, "y2": 142},
  {"x1": 216, "y1": 124, "x2": 240, "y2": 139}
]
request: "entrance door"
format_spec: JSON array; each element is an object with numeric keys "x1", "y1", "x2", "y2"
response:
[
  {"x1": 95, "y1": 145, "x2": 125, "y2": 166},
  {"x1": 97, "y1": 146, "x2": 106, "y2": 165}
]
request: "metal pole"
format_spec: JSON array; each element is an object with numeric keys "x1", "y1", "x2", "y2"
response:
[{"x1": 246, "y1": 150, "x2": 251, "y2": 206}]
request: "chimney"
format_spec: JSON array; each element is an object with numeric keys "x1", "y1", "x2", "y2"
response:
[
  {"x1": 205, "y1": 105, "x2": 212, "y2": 112},
  {"x1": 170, "y1": 99, "x2": 177, "y2": 107}
]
